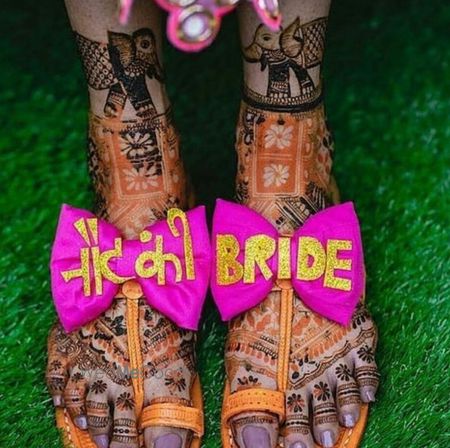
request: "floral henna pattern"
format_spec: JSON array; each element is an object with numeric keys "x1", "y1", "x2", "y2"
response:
[
  {"x1": 335, "y1": 364, "x2": 352, "y2": 382},
  {"x1": 357, "y1": 344, "x2": 376, "y2": 364},
  {"x1": 116, "y1": 392, "x2": 136, "y2": 411},
  {"x1": 91, "y1": 380, "x2": 108, "y2": 394},
  {"x1": 235, "y1": 103, "x2": 334, "y2": 234},
  {"x1": 286, "y1": 393, "x2": 305, "y2": 413},
  {"x1": 313, "y1": 381, "x2": 331, "y2": 402},
  {"x1": 88, "y1": 110, "x2": 187, "y2": 238},
  {"x1": 165, "y1": 369, "x2": 188, "y2": 393}
]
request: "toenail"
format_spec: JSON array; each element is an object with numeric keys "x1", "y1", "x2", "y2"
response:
[
  {"x1": 290, "y1": 442, "x2": 307, "y2": 448},
  {"x1": 242, "y1": 426, "x2": 271, "y2": 448},
  {"x1": 52, "y1": 395, "x2": 63, "y2": 407},
  {"x1": 154, "y1": 433, "x2": 182, "y2": 448},
  {"x1": 361, "y1": 387, "x2": 376, "y2": 403},
  {"x1": 343, "y1": 413, "x2": 355, "y2": 427},
  {"x1": 74, "y1": 415, "x2": 88, "y2": 430},
  {"x1": 320, "y1": 430, "x2": 334, "y2": 448},
  {"x1": 93, "y1": 434, "x2": 109, "y2": 448}
]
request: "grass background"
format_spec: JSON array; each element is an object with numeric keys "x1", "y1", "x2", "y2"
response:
[{"x1": 0, "y1": 0, "x2": 449, "y2": 446}]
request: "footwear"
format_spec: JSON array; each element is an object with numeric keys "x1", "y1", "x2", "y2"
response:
[
  {"x1": 212, "y1": 199, "x2": 374, "y2": 448},
  {"x1": 49, "y1": 205, "x2": 210, "y2": 447}
]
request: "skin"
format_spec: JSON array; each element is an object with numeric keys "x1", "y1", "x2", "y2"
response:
[
  {"x1": 46, "y1": 1, "x2": 379, "y2": 448},
  {"x1": 46, "y1": 1, "x2": 194, "y2": 447},
  {"x1": 226, "y1": 2, "x2": 379, "y2": 448}
]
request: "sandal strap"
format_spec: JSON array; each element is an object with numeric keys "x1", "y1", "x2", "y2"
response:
[
  {"x1": 222, "y1": 389, "x2": 285, "y2": 424},
  {"x1": 140, "y1": 403, "x2": 204, "y2": 437}
]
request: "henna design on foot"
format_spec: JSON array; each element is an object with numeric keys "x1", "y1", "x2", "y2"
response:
[
  {"x1": 243, "y1": 17, "x2": 327, "y2": 113},
  {"x1": 47, "y1": 31, "x2": 196, "y2": 443},
  {"x1": 75, "y1": 29, "x2": 164, "y2": 118},
  {"x1": 227, "y1": 97, "x2": 379, "y2": 447}
]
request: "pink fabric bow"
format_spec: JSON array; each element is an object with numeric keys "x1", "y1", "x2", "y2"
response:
[
  {"x1": 119, "y1": 0, "x2": 281, "y2": 52},
  {"x1": 51, "y1": 205, "x2": 210, "y2": 332},
  {"x1": 211, "y1": 200, "x2": 365, "y2": 325}
]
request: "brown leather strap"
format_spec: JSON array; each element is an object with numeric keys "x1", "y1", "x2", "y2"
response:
[
  {"x1": 140, "y1": 403, "x2": 204, "y2": 437},
  {"x1": 222, "y1": 389, "x2": 285, "y2": 424}
]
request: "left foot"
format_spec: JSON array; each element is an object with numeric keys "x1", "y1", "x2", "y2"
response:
[
  {"x1": 226, "y1": 7, "x2": 379, "y2": 445},
  {"x1": 226, "y1": 101, "x2": 379, "y2": 448}
]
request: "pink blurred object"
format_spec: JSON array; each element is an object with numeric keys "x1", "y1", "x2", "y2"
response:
[
  {"x1": 119, "y1": 0, "x2": 133, "y2": 24},
  {"x1": 119, "y1": 0, "x2": 282, "y2": 52}
]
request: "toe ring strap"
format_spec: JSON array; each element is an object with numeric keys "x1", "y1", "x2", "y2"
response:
[
  {"x1": 140, "y1": 403, "x2": 204, "y2": 437},
  {"x1": 222, "y1": 389, "x2": 286, "y2": 424}
]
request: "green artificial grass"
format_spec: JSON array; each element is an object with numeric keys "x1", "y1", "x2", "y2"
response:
[{"x1": 0, "y1": 0, "x2": 449, "y2": 446}]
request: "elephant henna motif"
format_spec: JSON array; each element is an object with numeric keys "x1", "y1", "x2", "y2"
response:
[
  {"x1": 75, "y1": 28, "x2": 164, "y2": 118},
  {"x1": 243, "y1": 17, "x2": 327, "y2": 112}
]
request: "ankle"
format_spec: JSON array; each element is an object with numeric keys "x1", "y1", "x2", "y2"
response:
[
  {"x1": 242, "y1": 16, "x2": 327, "y2": 114},
  {"x1": 87, "y1": 110, "x2": 188, "y2": 237},
  {"x1": 235, "y1": 102, "x2": 335, "y2": 234}
]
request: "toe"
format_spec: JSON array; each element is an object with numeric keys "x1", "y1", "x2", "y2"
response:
[
  {"x1": 46, "y1": 324, "x2": 70, "y2": 407},
  {"x1": 284, "y1": 388, "x2": 315, "y2": 448},
  {"x1": 353, "y1": 345, "x2": 380, "y2": 403},
  {"x1": 231, "y1": 411, "x2": 279, "y2": 448},
  {"x1": 140, "y1": 307, "x2": 198, "y2": 448},
  {"x1": 334, "y1": 362, "x2": 361, "y2": 428},
  {"x1": 144, "y1": 428, "x2": 187, "y2": 448},
  {"x1": 64, "y1": 369, "x2": 88, "y2": 429},
  {"x1": 311, "y1": 380, "x2": 339, "y2": 448},
  {"x1": 110, "y1": 385, "x2": 139, "y2": 448},
  {"x1": 86, "y1": 385, "x2": 111, "y2": 448}
]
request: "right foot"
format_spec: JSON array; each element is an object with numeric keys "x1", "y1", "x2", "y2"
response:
[
  {"x1": 47, "y1": 110, "x2": 197, "y2": 448},
  {"x1": 48, "y1": 2, "x2": 200, "y2": 445}
]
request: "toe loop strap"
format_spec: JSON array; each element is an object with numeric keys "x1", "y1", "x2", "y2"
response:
[
  {"x1": 140, "y1": 403, "x2": 204, "y2": 437},
  {"x1": 222, "y1": 389, "x2": 285, "y2": 424}
]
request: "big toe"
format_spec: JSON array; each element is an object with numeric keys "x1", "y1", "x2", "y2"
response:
[
  {"x1": 144, "y1": 428, "x2": 187, "y2": 448},
  {"x1": 231, "y1": 412, "x2": 278, "y2": 448}
]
